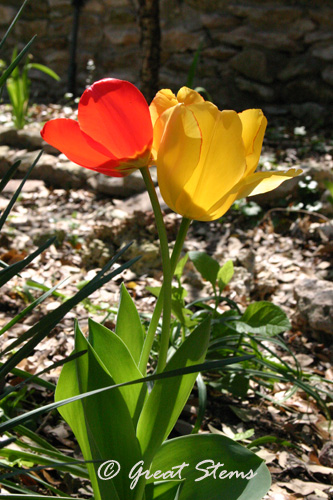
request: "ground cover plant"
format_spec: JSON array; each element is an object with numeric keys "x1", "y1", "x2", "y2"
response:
[{"x1": 0, "y1": 3, "x2": 332, "y2": 500}]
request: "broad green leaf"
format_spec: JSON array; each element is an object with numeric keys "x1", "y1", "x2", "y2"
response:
[
  {"x1": 88, "y1": 319, "x2": 147, "y2": 424},
  {"x1": 217, "y1": 260, "x2": 234, "y2": 291},
  {"x1": 146, "y1": 480, "x2": 183, "y2": 500},
  {"x1": 115, "y1": 282, "x2": 144, "y2": 366},
  {"x1": 188, "y1": 251, "x2": 219, "y2": 286},
  {"x1": 137, "y1": 318, "x2": 211, "y2": 464},
  {"x1": 149, "y1": 434, "x2": 271, "y2": 500},
  {"x1": 55, "y1": 323, "x2": 142, "y2": 500},
  {"x1": 236, "y1": 301, "x2": 291, "y2": 336}
]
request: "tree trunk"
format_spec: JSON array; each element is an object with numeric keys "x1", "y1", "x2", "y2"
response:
[{"x1": 138, "y1": 0, "x2": 161, "y2": 103}]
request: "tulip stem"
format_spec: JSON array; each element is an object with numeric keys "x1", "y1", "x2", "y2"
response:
[
  {"x1": 140, "y1": 167, "x2": 172, "y2": 374},
  {"x1": 138, "y1": 171, "x2": 191, "y2": 374}
]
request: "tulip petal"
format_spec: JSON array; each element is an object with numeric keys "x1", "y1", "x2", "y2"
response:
[
  {"x1": 235, "y1": 168, "x2": 303, "y2": 199},
  {"x1": 78, "y1": 78, "x2": 153, "y2": 160},
  {"x1": 180, "y1": 104, "x2": 246, "y2": 211},
  {"x1": 238, "y1": 109, "x2": 267, "y2": 175},
  {"x1": 41, "y1": 118, "x2": 125, "y2": 176},
  {"x1": 149, "y1": 89, "x2": 178, "y2": 128},
  {"x1": 156, "y1": 104, "x2": 202, "y2": 212},
  {"x1": 177, "y1": 87, "x2": 205, "y2": 105}
]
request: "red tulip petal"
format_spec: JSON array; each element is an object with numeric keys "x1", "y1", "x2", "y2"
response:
[
  {"x1": 41, "y1": 118, "x2": 125, "y2": 176},
  {"x1": 78, "y1": 79, "x2": 153, "y2": 160}
]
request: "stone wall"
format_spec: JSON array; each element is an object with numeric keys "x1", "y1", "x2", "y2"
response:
[{"x1": 1, "y1": 0, "x2": 333, "y2": 121}]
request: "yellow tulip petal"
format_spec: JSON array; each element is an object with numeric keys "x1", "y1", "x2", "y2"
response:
[
  {"x1": 177, "y1": 87, "x2": 205, "y2": 105},
  {"x1": 182, "y1": 104, "x2": 246, "y2": 210},
  {"x1": 156, "y1": 104, "x2": 202, "y2": 212},
  {"x1": 239, "y1": 109, "x2": 267, "y2": 175},
  {"x1": 149, "y1": 89, "x2": 178, "y2": 127},
  {"x1": 235, "y1": 168, "x2": 303, "y2": 199}
]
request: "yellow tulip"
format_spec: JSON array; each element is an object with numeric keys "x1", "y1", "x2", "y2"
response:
[{"x1": 150, "y1": 87, "x2": 302, "y2": 221}]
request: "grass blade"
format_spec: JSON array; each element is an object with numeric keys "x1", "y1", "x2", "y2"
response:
[
  {"x1": 0, "y1": 36, "x2": 36, "y2": 88},
  {"x1": 0, "y1": 236, "x2": 55, "y2": 288},
  {"x1": 0, "y1": 0, "x2": 29, "y2": 52},
  {"x1": 0, "y1": 150, "x2": 42, "y2": 232},
  {"x1": 0, "y1": 255, "x2": 140, "y2": 378},
  {"x1": 0, "y1": 355, "x2": 254, "y2": 433},
  {"x1": 0, "y1": 160, "x2": 21, "y2": 194}
]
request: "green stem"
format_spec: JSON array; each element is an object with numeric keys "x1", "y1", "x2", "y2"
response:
[
  {"x1": 139, "y1": 216, "x2": 191, "y2": 374},
  {"x1": 140, "y1": 167, "x2": 172, "y2": 374}
]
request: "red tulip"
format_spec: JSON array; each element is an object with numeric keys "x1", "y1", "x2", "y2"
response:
[{"x1": 41, "y1": 79, "x2": 153, "y2": 177}]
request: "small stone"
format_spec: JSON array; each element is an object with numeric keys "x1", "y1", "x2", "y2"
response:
[
  {"x1": 235, "y1": 77, "x2": 275, "y2": 102},
  {"x1": 294, "y1": 278, "x2": 333, "y2": 336},
  {"x1": 319, "y1": 441, "x2": 333, "y2": 468},
  {"x1": 322, "y1": 65, "x2": 333, "y2": 86},
  {"x1": 312, "y1": 44, "x2": 333, "y2": 61},
  {"x1": 231, "y1": 49, "x2": 272, "y2": 84}
]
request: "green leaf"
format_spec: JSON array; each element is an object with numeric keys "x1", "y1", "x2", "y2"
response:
[
  {"x1": 0, "y1": 150, "x2": 42, "y2": 232},
  {"x1": 0, "y1": 160, "x2": 21, "y2": 194},
  {"x1": 186, "y1": 41, "x2": 203, "y2": 88},
  {"x1": 0, "y1": 246, "x2": 140, "y2": 379},
  {"x1": 149, "y1": 434, "x2": 271, "y2": 500},
  {"x1": 137, "y1": 318, "x2": 211, "y2": 464},
  {"x1": 88, "y1": 318, "x2": 147, "y2": 425},
  {"x1": 27, "y1": 62, "x2": 60, "y2": 80},
  {"x1": 0, "y1": 0, "x2": 29, "y2": 53},
  {"x1": 146, "y1": 481, "x2": 183, "y2": 500},
  {"x1": 0, "y1": 356, "x2": 254, "y2": 433},
  {"x1": 188, "y1": 251, "x2": 219, "y2": 286},
  {"x1": 174, "y1": 253, "x2": 188, "y2": 280},
  {"x1": 0, "y1": 36, "x2": 36, "y2": 88},
  {"x1": 236, "y1": 301, "x2": 291, "y2": 336},
  {"x1": 0, "y1": 496, "x2": 80, "y2": 500},
  {"x1": 115, "y1": 283, "x2": 144, "y2": 367},
  {"x1": 55, "y1": 323, "x2": 142, "y2": 500},
  {"x1": 0, "y1": 236, "x2": 55, "y2": 289},
  {"x1": 217, "y1": 260, "x2": 234, "y2": 292}
]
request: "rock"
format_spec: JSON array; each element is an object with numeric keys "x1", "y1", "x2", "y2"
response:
[
  {"x1": 0, "y1": 6, "x2": 17, "y2": 25},
  {"x1": 294, "y1": 278, "x2": 333, "y2": 336},
  {"x1": 104, "y1": 26, "x2": 139, "y2": 46},
  {"x1": 203, "y1": 47, "x2": 237, "y2": 62},
  {"x1": 282, "y1": 78, "x2": 333, "y2": 104},
  {"x1": 231, "y1": 49, "x2": 272, "y2": 84},
  {"x1": 0, "y1": 127, "x2": 19, "y2": 148},
  {"x1": 312, "y1": 43, "x2": 333, "y2": 61},
  {"x1": 319, "y1": 441, "x2": 333, "y2": 468},
  {"x1": 290, "y1": 102, "x2": 327, "y2": 127},
  {"x1": 89, "y1": 170, "x2": 146, "y2": 198},
  {"x1": 2, "y1": 179, "x2": 45, "y2": 194},
  {"x1": 322, "y1": 65, "x2": 333, "y2": 86},
  {"x1": 17, "y1": 129, "x2": 45, "y2": 150},
  {"x1": 163, "y1": 27, "x2": 200, "y2": 53},
  {"x1": 113, "y1": 185, "x2": 168, "y2": 214},
  {"x1": 0, "y1": 145, "x2": 12, "y2": 176},
  {"x1": 278, "y1": 56, "x2": 320, "y2": 81},
  {"x1": 235, "y1": 77, "x2": 276, "y2": 102}
]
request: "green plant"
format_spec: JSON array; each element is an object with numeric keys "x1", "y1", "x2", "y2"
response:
[
  {"x1": 185, "y1": 252, "x2": 332, "y2": 415},
  {"x1": 6, "y1": 48, "x2": 59, "y2": 129}
]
